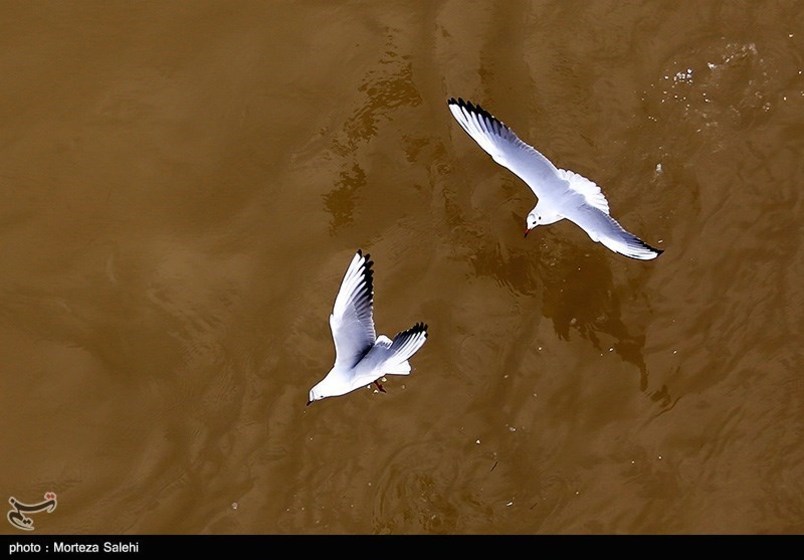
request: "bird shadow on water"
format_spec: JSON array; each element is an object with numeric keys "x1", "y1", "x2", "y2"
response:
[
  {"x1": 322, "y1": 30, "x2": 422, "y2": 235},
  {"x1": 323, "y1": 163, "x2": 367, "y2": 233},
  {"x1": 466, "y1": 223, "x2": 673, "y2": 409}
]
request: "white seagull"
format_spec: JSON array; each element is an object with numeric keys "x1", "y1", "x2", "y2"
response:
[
  {"x1": 308, "y1": 250, "x2": 428, "y2": 405},
  {"x1": 447, "y1": 97, "x2": 663, "y2": 260}
]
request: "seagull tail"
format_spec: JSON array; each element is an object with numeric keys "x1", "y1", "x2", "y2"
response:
[{"x1": 384, "y1": 360, "x2": 412, "y2": 375}]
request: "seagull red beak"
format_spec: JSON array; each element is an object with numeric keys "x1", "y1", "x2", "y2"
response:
[{"x1": 524, "y1": 227, "x2": 531, "y2": 238}]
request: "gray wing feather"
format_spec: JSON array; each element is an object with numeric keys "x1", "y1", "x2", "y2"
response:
[
  {"x1": 563, "y1": 203, "x2": 663, "y2": 261},
  {"x1": 356, "y1": 323, "x2": 428, "y2": 382},
  {"x1": 330, "y1": 250, "x2": 377, "y2": 368},
  {"x1": 447, "y1": 98, "x2": 567, "y2": 200},
  {"x1": 384, "y1": 322, "x2": 428, "y2": 364}
]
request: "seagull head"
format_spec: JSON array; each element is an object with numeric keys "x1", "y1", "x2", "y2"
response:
[
  {"x1": 524, "y1": 212, "x2": 539, "y2": 237},
  {"x1": 307, "y1": 382, "x2": 330, "y2": 406},
  {"x1": 307, "y1": 371, "x2": 354, "y2": 405},
  {"x1": 525, "y1": 209, "x2": 562, "y2": 236},
  {"x1": 307, "y1": 388, "x2": 321, "y2": 406}
]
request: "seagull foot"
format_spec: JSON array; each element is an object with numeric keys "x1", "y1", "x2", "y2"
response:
[{"x1": 374, "y1": 380, "x2": 387, "y2": 393}]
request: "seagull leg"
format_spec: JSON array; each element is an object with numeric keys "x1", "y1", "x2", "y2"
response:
[{"x1": 374, "y1": 380, "x2": 387, "y2": 393}]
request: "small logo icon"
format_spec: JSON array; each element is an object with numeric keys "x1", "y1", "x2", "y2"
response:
[{"x1": 7, "y1": 492, "x2": 57, "y2": 531}]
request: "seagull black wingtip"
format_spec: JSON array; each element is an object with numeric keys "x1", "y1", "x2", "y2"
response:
[
  {"x1": 643, "y1": 241, "x2": 664, "y2": 257},
  {"x1": 448, "y1": 97, "x2": 473, "y2": 110},
  {"x1": 450, "y1": 98, "x2": 509, "y2": 134}
]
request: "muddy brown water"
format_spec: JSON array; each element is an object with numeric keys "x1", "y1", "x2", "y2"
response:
[{"x1": 1, "y1": 1, "x2": 802, "y2": 534}]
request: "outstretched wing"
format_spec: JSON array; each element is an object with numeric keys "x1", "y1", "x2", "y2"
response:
[
  {"x1": 383, "y1": 322, "x2": 428, "y2": 370},
  {"x1": 447, "y1": 97, "x2": 568, "y2": 201},
  {"x1": 562, "y1": 203, "x2": 663, "y2": 260},
  {"x1": 354, "y1": 323, "x2": 429, "y2": 386},
  {"x1": 330, "y1": 250, "x2": 377, "y2": 368}
]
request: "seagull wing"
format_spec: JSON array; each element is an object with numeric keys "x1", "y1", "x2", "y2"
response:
[
  {"x1": 561, "y1": 202, "x2": 663, "y2": 260},
  {"x1": 330, "y1": 250, "x2": 377, "y2": 368},
  {"x1": 447, "y1": 97, "x2": 567, "y2": 201},
  {"x1": 352, "y1": 323, "x2": 429, "y2": 387}
]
